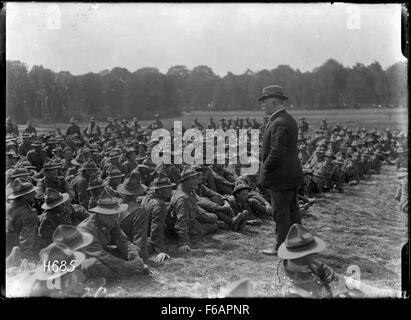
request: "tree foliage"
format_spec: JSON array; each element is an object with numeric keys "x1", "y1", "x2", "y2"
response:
[{"x1": 6, "y1": 59, "x2": 407, "y2": 122}]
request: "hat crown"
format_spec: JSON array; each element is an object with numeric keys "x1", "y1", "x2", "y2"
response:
[
  {"x1": 44, "y1": 188, "x2": 63, "y2": 204},
  {"x1": 81, "y1": 160, "x2": 98, "y2": 170},
  {"x1": 88, "y1": 174, "x2": 104, "y2": 188},
  {"x1": 106, "y1": 167, "x2": 122, "y2": 178},
  {"x1": 124, "y1": 170, "x2": 142, "y2": 189},
  {"x1": 52, "y1": 225, "x2": 89, "y2": 250},
  {"x1": 152, "y1": 173, "x2": 173, "y2": 188},
  {"x1": 97, "y1": 188, "x2": 121, "y2": 208},
  {"x1": 180, "y1": 165, "x2": 200, "y2": 182},
  {"x1": 233, "y1": 180, "x2": 251, "y2": 194},
  {"x1": 285, "y1": 224, "x2": 315, "y2": 249},
  {"x1": 11, "y1": 167, "x2": 31, "y2": 177},
  {"x1": 10, "y1": 177, "x2": 33, "y2": 191}
]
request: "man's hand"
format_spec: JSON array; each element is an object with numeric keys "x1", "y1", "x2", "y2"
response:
[
  {"x1": 153, "y1": 252, "x2": 171, "y2": 263},
  {"x1": 177, "y1": 245, "x2": 191, "y2": 254}
]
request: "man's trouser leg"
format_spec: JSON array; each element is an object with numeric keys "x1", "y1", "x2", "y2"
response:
[{"x1": 271, "y1": 187, "x2": 301, "y2": 250}]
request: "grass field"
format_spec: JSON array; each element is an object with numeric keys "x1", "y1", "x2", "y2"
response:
[
  {"x1": 14, "y1": 108, "x2": 408, "y2": 297},
  {"x1": 17, "y1": 108, "x2": 408, "y2": 134},
  {"x1": 87, "y1": 164, "x2": 407, "y2": 297}
]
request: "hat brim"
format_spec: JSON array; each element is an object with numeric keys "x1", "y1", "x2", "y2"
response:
[
  {"x1": 258, "y1": 93, "x2": 288, "y2": 102},
  {"x1": 278, "y1": 236, "x2": 326, "y2": 260},
  {"x1": 71, "y1": 160, "x2": 83, "y2": 166},
  {"x1": 117, "y1": 183, "x2": 148, "y2": 196},
  {"x1": 8, "y1": 186, "x2": 38, "y2": 200},
  {"x1": 89, "y1": 203, "x2": 128, "y2": 215},
  {"x1": 41, "y1": 193, "x2": 70, "y2": 210},
  {"x1": 87, "y1": 182, "x2": 107, "y2": 191},
  {"x1": 179, "y1": 172, "x2": 201, "y2": 183},
  {"x1": 34, "y1": 251, "x2": 86, "y2": 281},
  {"x1": 43, "y1": 166, "x2": 61, "y2": 171},
  {"x1": 150, "y1": 182, "x2": 176, "y2": 190},
  {"x1": 233, "y1": 186, "x2": 252, "y2": 194}
]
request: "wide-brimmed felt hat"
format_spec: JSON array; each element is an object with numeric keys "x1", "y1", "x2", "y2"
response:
[
  {"x1": 41, "y1": 188, "x2": 70, "y2": 210},
  {"x1": 108, "y1": 151, "x2": 121, "y2": 160},
  {"x1": 150, "y1": 173, "x2": 176, "y2": 190},
  {"x1": 71, "y1": 153, "x2": 86, "y2": 167},
  {"x1": 34, "y1": 242, "x2": 85, "y2": 281},
  {"x1": 107, "y1": 117, "x2": 113, "y2": 122},
  {"x1": 87, "y1": 174, "x2": 106, "y2": 191},
  {"x1": 179, "y1": 166, "x2": 201, "y2": 183},
  {"x1": 52, "y1": 225, "x2": 93, "y2": 251},
  {"x1": 278, "y1": 224, "x2": 326, "y2": 260},
  {"x1": 117, "y1": 170, "x2": 147, "y2": 196},
  {"x1": 89, "y1": 188, "x2": 128, "y2": 215},
  {"x1": 138, "y1": 157, "x2": 157, "y2": 171},
  {"x1": 233, "y1": 181, "x2": 252, "y2": 194},
  {"x1": 313, "y1": 171, "x2": 328, "y2": 179},
  {"x1": 79, "y1": 161, "x2": 99, "y2": 172},
  {"x1": 8, "y1": 178, "x2": 38, "y2": 200},
  {"x1": 42, "y1": 158, "x2": 61, "y2": 171},
  {"x1": 324, "y1": 150, "x2": 336, "y2": 159},
  {"x1": 10, "y1": 167, "x2": 32, "y2": 179},
  {"x1": 69, "y1": 117, "x2": 77, "y2": 123},
  {"x1": 6, "y1": 149, "x2": 20, "y2": 158},
  {"x1": 15, "y1": 159, "x2": 36, "y2": 170},
  {"x1": 90, "y1": 117, "x2": 96, "y2": 122},
  {"x1": 105, "y1": 167, "x2": 125, "y2": 180},
  {"x1": 258, "y1": 85, "x2": 288, "y2": 101}
]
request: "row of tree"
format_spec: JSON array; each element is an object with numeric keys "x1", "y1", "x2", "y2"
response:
[{"x1": 6, "y1": 59, "x2": 407, "y2": 123}]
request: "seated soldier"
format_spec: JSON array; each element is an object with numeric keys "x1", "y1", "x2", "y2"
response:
[
  {"x1": 38, "y1": 188, "x2": 89, "y2": 248},
  {"x1": 210, "y1": 163, "x2": 235, "y2": 195},
  {"x1": 156, "y1": 159, "x2": 181, "y2": 185},
  {"x1": 87, "y1": 174, "x2": 106, "y2": 210},
  {"x1": 77, "y1": 189, "x2": 150, "y2": 281},
  {"x1": 6, "y1": 178, "x2": 40, "y2": 261},
  {"x1": 370, "y1": 150, "x2": 383, "y2": 175},
  {"x1": 104, "y1": 167, "x2": 124, "y2": 197},
  {"x1": 313, "y1": 150, "x2": 344, "y2": 193},
  {"x1": 228, "y1": 181, "x2": 271, "y2": 225},
  {"x1": 144, "y1": 174, "x2": 176, "y2": 263},
  {"x1": 277, "y1": 224, "x2": 401, "y2": 298},
  {"x1": 70, "y1": 161, "x2": 100, "y2": 209},
  {"x1": 116, "y1": 170, "x2": 149, "y2": 261},
  {"x1": 122, "y1": 147, "x2": 139, "y2": 177},
  {"x1": 194, "y1": 165, "x2": 248, "y2": 231},
  {"x1": 36, "y1": 158, "x2": 75, "y2": 201},
  {"x1": 166, "y1": 167, "x2": 218, "y2": 254},
  {"x1": 66, "y1": 153, "x2": 87, "y2": 183},
  {"x1": 342, "y1": 153, "x2": 360, "y2": 185},
  {"x1": 102, "y1": 151, "x2": 125, "y2": 178},
  {"x1": 137, "y1": 157, "x2": 157, "y2": 187}
]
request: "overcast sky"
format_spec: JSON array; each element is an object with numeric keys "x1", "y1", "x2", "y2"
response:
[{"x1": 6, "y1": 3, "x2": 406, "y2": 76}]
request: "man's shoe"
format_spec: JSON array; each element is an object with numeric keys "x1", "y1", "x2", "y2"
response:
[
  {"x1": 247, "y1": 219, "x2": 262, "y2": 226},
  {"x1": 262, "y1": 247, "x2": 278, "y2": 256}
]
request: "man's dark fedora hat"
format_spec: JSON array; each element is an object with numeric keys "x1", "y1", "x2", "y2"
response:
[{"x1": 258, "y1": 85, "x2": 288, "y2": 101}]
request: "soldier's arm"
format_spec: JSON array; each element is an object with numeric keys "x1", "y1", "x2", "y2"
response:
[
  {"x1": 62, "y1": 178, "x2": 75, "y2": 200},
  {"x1": 174, "y1": 198, "x2": 191, "y2": 246},
  {"x1": 149, "y1": 200, "x2": 167, "y2": 253},
  {"x1": 249, "y1": 198, "x2": 270, "y2": 216},
  {"x1": 77, "y1": 178, "x2": 90, "y2": 209},
  {"x1": 37, "y1": 215, "x2": 55, "y2": 248},
  {"x1": 79, "y1": 225, "x2": 144, "y2": 274},
  {"x1": 111, "y1": 224, "x2": 142, "y2": 262},
  {"x1": 71, "y1": 204, "x2": 90, "y2": 223},
  {"x1": 17, "y1": 207, "x2": 39, "y2": 260}
]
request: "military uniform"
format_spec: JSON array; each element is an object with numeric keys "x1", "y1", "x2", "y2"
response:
[
  {"x1": 6, "y1": 202, "x2": 39, "y2": 260},
  {"x1": 166, "y1": 188, "x2": 218, "y2": 246},
  {"x1": 145, "y1": 196, "x2": 168, "y2": 255},
  {"x1": 38, "y1": 203, "x2": 89, "y2": 247},
  {"x1": 66, "y1": 124, "x2": 82, "y2": 137},
  {"x1": 227, "y1": 195, "x2": 269, "y2": 218},
  {"x1": 27, "y1": 149, "x2": 47, "y2": 172},
  {"x1": 36, "y1": 176, "x2": 75, "y2": 200},
  {"x1": 70, "y1": 174, "x2": 91, "y2": 209},
  {"x1": 118, "y1": 201, "x2": 149, "y2": 261},
  {"x1": 77, "y1": 214, "x2": 145, "y2": 279},
  {"x1": 18, "y1": 141, "x2": 32, "y2": 157}
]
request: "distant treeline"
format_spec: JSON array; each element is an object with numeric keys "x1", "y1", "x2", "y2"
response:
[{"x1": 6, "y1": 59, "x2": 407, "y2": 123}]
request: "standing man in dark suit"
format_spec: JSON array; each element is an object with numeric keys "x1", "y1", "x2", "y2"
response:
[{"x1": 258, "y1": 85, "x2": 303, "y2": 256}]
